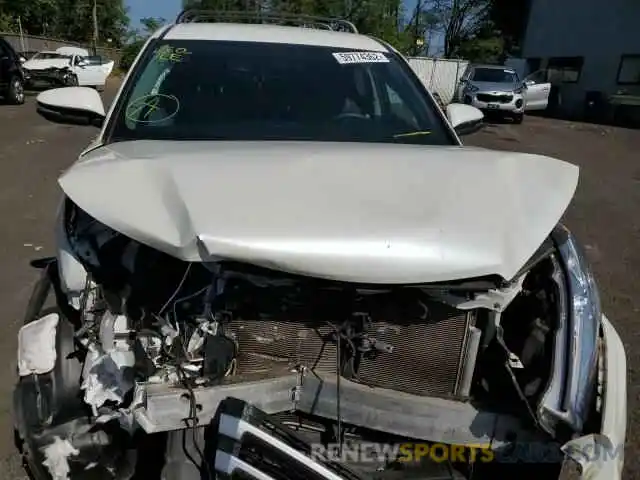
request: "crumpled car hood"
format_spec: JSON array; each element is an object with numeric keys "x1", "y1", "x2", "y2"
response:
[
  {"x1": 59, "y1": 141, "x2": 579, "y2": 284},
  {"x1": 23, "y1": 59, "x2": 70, "y2": 71}
]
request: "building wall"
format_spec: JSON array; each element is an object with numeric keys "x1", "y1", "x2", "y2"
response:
[{"x1": 522, "y1": 0, "x2": 640, "y2": 116}]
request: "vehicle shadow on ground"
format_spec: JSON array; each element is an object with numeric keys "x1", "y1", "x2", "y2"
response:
[
  {"x1": 481, "y1": 115, "x2": 518, "y2": 126},
  {"x1": 25, "y1": 85, "x2": 55, "y2": 96}
]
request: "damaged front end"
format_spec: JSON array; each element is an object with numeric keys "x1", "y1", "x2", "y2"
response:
[
  {"x1": 23, "y1": 66, "x2": 77, "y2": 88},
  {"x1": 13, "y1": 200, "x2": 620, "y2": 480}
]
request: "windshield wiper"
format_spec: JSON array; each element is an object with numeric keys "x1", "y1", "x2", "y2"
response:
[{"x1": 393, "y1": 130, "x2": 431, "y2": 138}]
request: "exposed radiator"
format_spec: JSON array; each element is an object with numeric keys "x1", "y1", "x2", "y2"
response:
[
  {"x1": 225, "y1": 295, "x2": 474, "y2": 399},
  {"x1": 227, "y1": 319, "x2": 338, "y2": 375},
  {"x1": 355, "y1": 304, "x2": 472, "y2": 397}
]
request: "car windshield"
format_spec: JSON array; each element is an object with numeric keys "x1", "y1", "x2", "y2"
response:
[
  {"x1": 33, "y1": 52, "x2": 71, "y2": 60},
  {"x1": 107, "y1": 40, "x2": 453, "y2": 145},
  {"x1": 471, "y1": 67, "x2": 518, "y2": 84}
]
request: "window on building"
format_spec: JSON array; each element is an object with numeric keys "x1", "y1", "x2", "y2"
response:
[
  {"x1": 526, "y1": 58, "x2": 542, "y2": 74},
  {"x1": 524, "y1": 70, "x2": 548, "y2": 85},
  {"x1": 547, "y1": 57, "x2": 584, "y2": 83},
  {"x1": 617, "y1": 55, "x2": 640, "y2": 85}
]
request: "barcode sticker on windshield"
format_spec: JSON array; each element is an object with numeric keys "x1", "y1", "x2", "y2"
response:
[{"x1": 332, "y1": 51, "x2": 389, "y2": 64}]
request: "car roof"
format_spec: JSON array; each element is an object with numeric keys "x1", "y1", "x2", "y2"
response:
[{"x1": 161, "y1": 22, "x2": 389, "y2": 51}]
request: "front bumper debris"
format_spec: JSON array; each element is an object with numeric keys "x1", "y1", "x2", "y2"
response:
[
  {"x1": 23, "y1": 67, "x2": 72, "y2": 86},
  {"x1": 210, "y1": 397, "x2": 365, "y2": 480},
  {"x1": 463, "y1": 91, "x2": 524, "y2": 113},
  {"x1": 173, "y1": 316, "x2": 628, "y2": 480},
  {"x1": 208, "y1": 397, "x2": 470, "y2": 480},
  {"x1": 560, "y1": 315, "x2": 627, "y2": 480},
  {"x1": 133, "y1": 373, "x2": 542, "y2": 447}
]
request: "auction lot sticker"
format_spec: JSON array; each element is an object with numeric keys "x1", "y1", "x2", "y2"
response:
[{"x1": 333, "y1": 51, "x2": 390, "y2": 64}]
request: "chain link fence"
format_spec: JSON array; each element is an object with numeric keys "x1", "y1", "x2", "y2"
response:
[
  {"x1": 407, "y1": 57, "x2": 469, "y2": 105},
  {"x1": 1, "y1": 32, "x2": 122, "y2": 64}
]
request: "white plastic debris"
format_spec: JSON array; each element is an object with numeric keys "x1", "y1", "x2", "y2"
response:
[
  {"x1": 41, "y1": 436, "x2": 79, "y2": 480},
  {"x1": 96, "y1": 409, "x2": 136, "y2": 434},
  {"x1": 186, "y1": 328, "x2": 206, "y2": 359},
  {"x1": 81, "y1": 347, "x2": 135, "y2": 414},
  {"x1": 22, "y1": 243, "x2": 44, "y2": 251},
  {"x1": 17, "y1": 313, "x2": 59, "y2": 377}
]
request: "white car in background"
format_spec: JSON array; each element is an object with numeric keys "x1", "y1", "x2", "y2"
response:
[{"x1": 22, "y1": 46, "x2": 114, "y2": 90}]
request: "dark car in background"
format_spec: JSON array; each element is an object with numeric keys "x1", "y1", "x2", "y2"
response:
[{"x1": 0, "y1": 36, "x2": 25, "y2": 104}]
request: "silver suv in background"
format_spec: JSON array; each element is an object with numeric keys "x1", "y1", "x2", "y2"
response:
[
  {"x1": 457, "y1": 64, "x2": 526, "y2": 123},
  {"x1": 457, "y1": 64, "x2": 551, "y2": 124}
]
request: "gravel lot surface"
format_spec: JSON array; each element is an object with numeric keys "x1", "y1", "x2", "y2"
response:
[
  {"x1": 466, "y1": 117, "x2": 640, "y2": 479},
  {"x1": 0, "y1": 87, "x2": 638, "y2": 478}
]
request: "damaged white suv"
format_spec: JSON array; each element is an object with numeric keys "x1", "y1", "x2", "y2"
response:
[{"x1": 16, "y1": 9, "x2": 627, "y2": 480}]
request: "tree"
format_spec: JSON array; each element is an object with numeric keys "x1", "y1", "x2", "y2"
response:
[
  {"x1": 488, "y1": 0, "x2": 530, "y2": 56},
  {"x1": 0, "y1": 0, "x2": 519, "y2": 60},
  {"x1": 422, "y1": 0, "x2": 529, "y2": 61},
  {"x1": 456, "y1": 31, "x2": 503, "y2": 63},
  {"x1": 181, "y1": 0, "x2": 422, "y2": 54},
  {"x1": 0, "y1": 13, "x2": 15, "y2": 32},
  {"x1": 139, "y1": 16, "x2": 166, "y2": 35},
  {"x1": 0, "y1": 0, "x2": 129, "y2": 47},
  {"x1": 119, "y1": 16, "x2": 167, "y2": 71},
  {"x1": 424, "y1": 0, "x2": 491, "y2": 58},
  {"x1": 1, "y1": 0, "x2": 60, "y2": 36},
  {"x1": 405, "y1": 3, "x2": 441, "y2": 56}
]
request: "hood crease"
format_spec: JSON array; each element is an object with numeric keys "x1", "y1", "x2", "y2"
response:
[{"x1": 59, "y1": 141, "x2": 579, "y2": 284}]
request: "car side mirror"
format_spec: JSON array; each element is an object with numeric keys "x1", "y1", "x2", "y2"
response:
[
  {"x1": 446, "y1": 103, "x2": 484, "y2": 136},
  {"x1": 525, "y1": 80, "x2": 535, "y2": 87},
  {"x1": 19, "y1": 56, "x2": 26, "y2": 63},
  {"x1": 36, "y1": 87, "x2": 105, "y2": 127}
]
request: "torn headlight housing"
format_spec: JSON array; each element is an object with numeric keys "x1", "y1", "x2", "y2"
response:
[{"x1": 540, "y1": 225, "x2": 601, "y2": 435}]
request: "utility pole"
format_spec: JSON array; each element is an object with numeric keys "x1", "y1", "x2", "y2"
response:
[
  {"x1": 412, "y1": 0, "x2": 422, "y2": 56},
  {"x1": 92, "y1": 0, "x2": 99, "y2": 55},
  {"x1": 17, "y1": 16, "x2": 26, "y2": 52}
]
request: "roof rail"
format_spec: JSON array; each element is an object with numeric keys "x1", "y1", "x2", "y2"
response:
[{"x1": 174, "y1": 9, "x2": 359, "y2": 34}]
